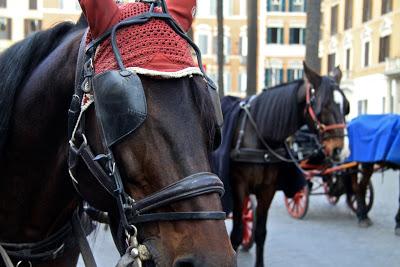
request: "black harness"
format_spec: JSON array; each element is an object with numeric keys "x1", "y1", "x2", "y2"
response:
[
  {"x1": 230, "y1": 97, "x2": 293, "y2": 164},
  {"x1": 68, "y1": 0, "x2": 225, "y2": 265},
  {"x1": 0, "y1": 209, "x2": 94, "y2": 267}
]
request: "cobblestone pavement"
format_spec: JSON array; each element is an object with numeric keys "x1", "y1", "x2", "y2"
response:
[{"x1": 79, "y1": 170, "x2": 400, "y2": 267}]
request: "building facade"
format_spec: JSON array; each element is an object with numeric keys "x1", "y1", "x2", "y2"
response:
[
  {"x1": 0, "y1": 0, "x2": 80, "y2": 52},
  {"x1": 320, "y1": 0, "x2": 400, "y2": 119},
  {"x1": 192, "y1": 0, "x2": 307, "y2": 97}
]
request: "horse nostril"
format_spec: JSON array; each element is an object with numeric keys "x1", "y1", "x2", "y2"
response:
[{"x1": 173, "y1": 257, "x2": 197, "y2": 267}]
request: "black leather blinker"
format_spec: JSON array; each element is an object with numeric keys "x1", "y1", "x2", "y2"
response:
[{"x1": 92, "y1": 70, "x2": 147, "y2": 147}]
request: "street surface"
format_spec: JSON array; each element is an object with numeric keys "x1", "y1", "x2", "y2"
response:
[{"x1": 78, "y1": 170, "x2": 400, "y2": 267}]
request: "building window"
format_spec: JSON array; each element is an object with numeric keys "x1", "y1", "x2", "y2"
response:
[
  {"x1": 239, "y1": 36, "x2": 248, "y2": 57},
  {"x1": 357, "y1": 100, "x2": 368, "y2": 115},
  {"x1": 0, "y1": 0, "x2": 6, "y2": 8},
  {"x1": 363, "y1": 41, "x2": 370, "y2": 67},
  {"x1": 362, "y1": 0, "x2": 372, "y2": 22},
  {"x1": 223, "y1": 72, "x2": 232, "y2": 94},
  {"x1": 289, "y1": 28, "x2": 306, "y2": 44},
  {"x1": 224, "y1": 35, "x2": 231, "y2": 57},
  {"x1": 289, "y1": 0, "x2": 306, "y2": 12},
  {"x1": 344, "y1": 0, "x2": 353, "y2": 30},
  {"x1": 330, "y1": 5, "x2": 338, "y2": 35},
  {"x1": 212, "y1": 35, "x2": 217, "y2": 55},
  {"x1": 267, "y1": 0, "x2": 285, "y2": 12},
  {"x1": 0, "y1": 17, "x2": 11, "y2": 40},
  {"x1": 197, "y1": 0, "x2": 217, "y2": 16},
  {"x1": 239, "y1": 0, "x2": 247, "y2": 16},
  {"x1": 211, "y1": 35, "x2": 231, "y2": 57},
  {"x1": 345, "y1": 49, "x2": 351, "y2": 71},
  {"x1": 265, "y1": 68, "x2": 283, "y2": 87},
  {"x1": 223, "y1": 0, "x2": 233, "y2": 17},
  {"x1": 198, "y1": 34, "x2": 209, "y2": 55},
  {"x1": 24, "y1": 19, "x2": 41, "y2": 37},
  {"x1": 382, "y1": 0, "x2": 392, "y2": 14},
  {"x1": 379, "y1": 35, "x2": 390, "y2": 63},
  {"x1": 287, "y1": 69, "x2": 304, "y2": 82},
  {"x1": 328, "y1": 53, "x2": 336, "y2": 73},
  {"x1": 238, "y1": 72, "x2": 247, "y2": 93},
  {"x1": 267, "y1": 27, "x2": 284, "y2": 44},
  {"x1": 29, "y1": 0, "x2": 37, "y2": 10}
]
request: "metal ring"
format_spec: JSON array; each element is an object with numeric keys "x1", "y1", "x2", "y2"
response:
[
  {"x1": 125, "y1": 225, "x2": 138, "y2": 240},
  {"x1": 16, "y1": 261, "x2": 32, "y2": 267}
]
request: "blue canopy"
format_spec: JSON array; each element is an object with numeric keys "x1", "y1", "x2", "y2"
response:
[{"x1": 347, "y1": 114, "x2": 400, "y2": 164}]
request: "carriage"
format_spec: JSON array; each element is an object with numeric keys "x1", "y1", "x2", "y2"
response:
[
  {"x1": 236, "y1": 114, "x2": 400, "y2": 252},
  {"x1": 283, "y1": 158, "x2": 375, "y2": 219},
  {"x1": 284, "y1": 114, "x2": 400, "y2": 231}
]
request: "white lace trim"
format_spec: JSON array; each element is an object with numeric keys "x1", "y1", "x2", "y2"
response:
[{"x1": 127, "y1": 67, "x2": 203, "y2": 78}]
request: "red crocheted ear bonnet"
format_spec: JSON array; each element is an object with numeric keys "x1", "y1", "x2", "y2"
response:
[{"x1": 89, "y1": 2, "x2": 196, "y2": 74}]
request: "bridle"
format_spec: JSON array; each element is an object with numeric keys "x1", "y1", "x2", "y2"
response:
[
  {"x1": 304, "y1": 81, "x2": 346, "y2": 140},
  {"x1": 68, "y1": 0, "x2": 225, "y2": 266}
]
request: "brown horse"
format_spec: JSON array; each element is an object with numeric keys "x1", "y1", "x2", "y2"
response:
[
  {"x1": 0, "y1": 7, "x2": 235, "y2": 267},
  {"x1": 226, "y1": 63, "x2": 348, "y2": 267}
]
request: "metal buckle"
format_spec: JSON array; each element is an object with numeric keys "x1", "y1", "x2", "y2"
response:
[
  {"x1": 69, "y1": 133, "x2": 88, "y2": 153},
  {"x1": 16, "y1": 261, "x2": 32, "y2": 267}
]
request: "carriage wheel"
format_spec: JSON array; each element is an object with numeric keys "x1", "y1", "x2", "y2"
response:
[
  {"x1": 346, "y1": 181, "x2": 374, "y2": 213},
  {"x1": 241, "y1": 195, "x2": 257, "y2": 251},
  {"x1": 323, "y1": 183, "x2": 340, "y2": 205},
  {"x1": 284, "y1": 185, "x2": 309, "y2": 219}
]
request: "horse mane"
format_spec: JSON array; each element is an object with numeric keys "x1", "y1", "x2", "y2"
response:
[
  {"x1": 0, "y1": 19, "x2": 86, "y2": 155},
  {"x1": 251, "y1": 79, "x2": 304, "y2": 143}
]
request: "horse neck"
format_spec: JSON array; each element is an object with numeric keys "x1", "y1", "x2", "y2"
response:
[
  {"x1": 0, "y1": 31, "x2": 82, "y2": 242},
  {"x1": 252, "y1": 81, "x2": 306, "y2": 143}
]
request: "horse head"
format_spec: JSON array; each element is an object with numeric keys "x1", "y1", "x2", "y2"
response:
[
  {"x1": 70, "y1": 1, "x2": 235, "y2": 267},
  {"x1": 302, "y1": 62, "x2": 349, "y2": 161}
]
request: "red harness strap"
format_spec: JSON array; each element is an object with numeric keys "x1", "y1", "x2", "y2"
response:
[{"x1": 305, "y1": 83, "x2": 346, "y2": 135}]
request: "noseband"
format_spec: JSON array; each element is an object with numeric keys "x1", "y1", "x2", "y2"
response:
[
  {"x1": 68, "y1": 0, "x2": 225, "y2": 265},
  {"x1": 304, "y1": 83, "x2": 346, "y2": 140}
]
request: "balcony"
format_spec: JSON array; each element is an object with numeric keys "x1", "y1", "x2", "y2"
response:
[{"x1": 385, "y1": 58, "x2": 400, "y2": 77}]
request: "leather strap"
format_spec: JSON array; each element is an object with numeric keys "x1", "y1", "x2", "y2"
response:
[
  {"x1": 0, "y1": 244, "x2": 13, "y2": 267},
  {"x1": 71, "y1": 210, "x2": 97, "y2": 267},
  {"x1": 0, "y1": 219, "x2": 75, "y2": 263},
  {"x1": 130, "y1": 211, "x2": 226, "y2": 224},
  {"x1": 132, "y1": 172, "x2": 224, "y2": 213}
]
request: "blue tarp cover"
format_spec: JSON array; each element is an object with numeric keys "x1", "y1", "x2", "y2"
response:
[{"x1": 347, "y1": 114, "x2": 400, "y2": 164}]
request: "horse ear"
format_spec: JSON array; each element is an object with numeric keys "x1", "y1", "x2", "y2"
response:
[
  {"x1": 303, "y1": 61, "x2": 322, "y2": 90},
  {"x1": 331, "y1": 66, "x2": 343, "y2": 84},
  {"x1": 78, "y1": 0, "x2": 120, "y2": 38}
]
